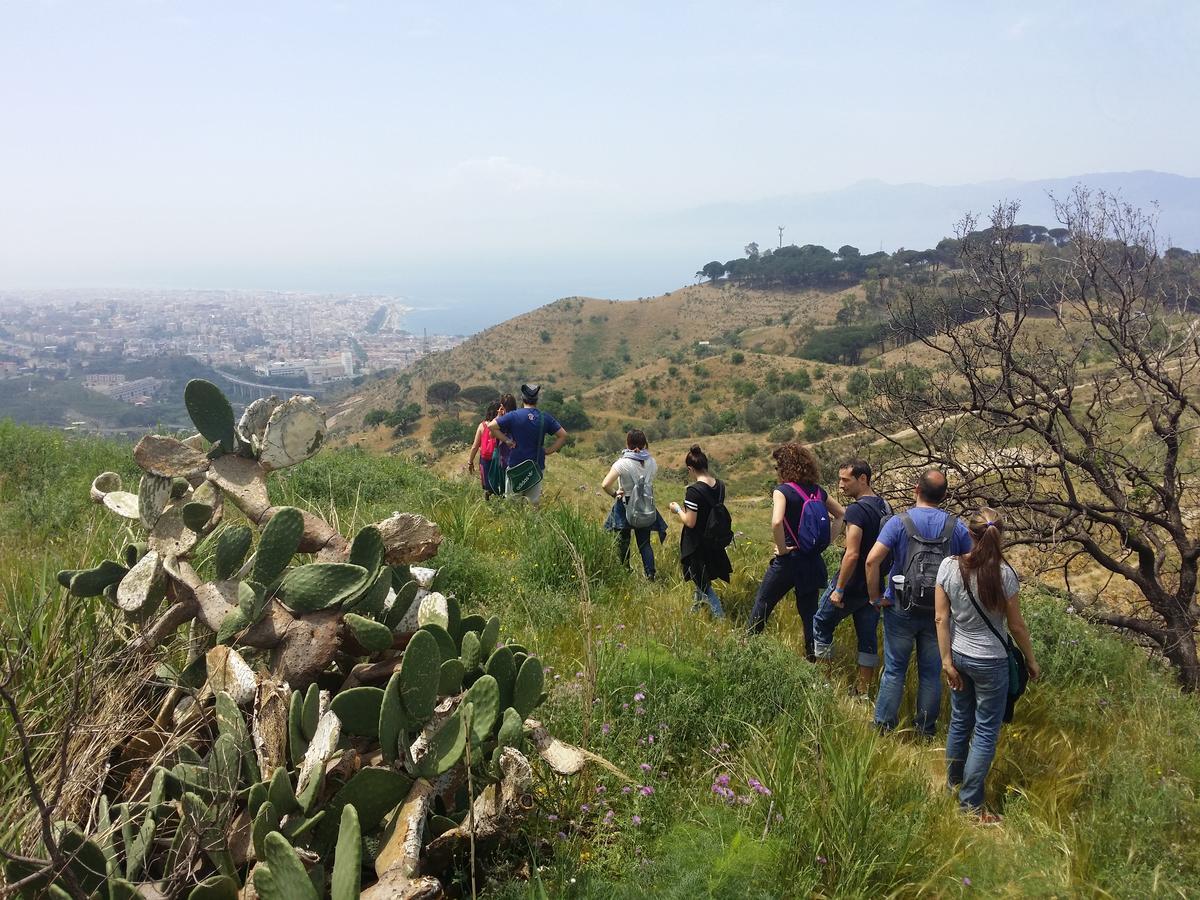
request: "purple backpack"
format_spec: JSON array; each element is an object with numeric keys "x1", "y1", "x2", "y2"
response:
[{"x1": 782, "y1": 482, "x2": 831, "y2": 554}]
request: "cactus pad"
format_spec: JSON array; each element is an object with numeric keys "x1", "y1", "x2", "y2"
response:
[
  {"x1": 138, "y1": 473, "x2": 173, "y2": 529},
  {"x1": 439, "y1": 658, "x2": 466, "y2": 695},
  {"x1": 330, "y1": 804, "x2": 362, "y2": 900},
  {"x1": 251, "y1": 506, "x2": 305, "y2": 587},
  {"x1": 116, "y1": 549, "x2": 165, "y2": 614},
  {"x1": 344, "y1": 612, "x2": 393, "y2": 652},
  {"x1": 102, "y1": 490, "x2": 142, "y2": 520},
  {"x1": 399, "y1": 629, "x2": 441, "y2": 722},
  {"x1": 69, "y1": 560, "x2": 128, "y2": 597},
  {"x1": 181, "y1": 501, "x2": 215, "y2": 532},
  {"x1": 236, "y1": 395, "x2": 279, "y2": 452},
  {"x1": 187, "y1": 874, "x2": 240, "y2": 900},
  {"x1": 513, "y1": 654, "x2": 546, "y2": 718},
  {"x1": 485, "y1": 646, "x2": 516, "y2": 711},
  {"x1": 417, "y1": 591, "x2": 450, "y2": 631},
  {"x1": 277, "y1": 562, "x2": 369, "y2": 613},
  {"x1": 422, "y1": 623, "x2": 457, "y2": 663},
  {"x1": 348, "y1": 525, "x2": 385, "y2": 575},
  {"x1": 259, "y1": 395, "x2": 326, "y2": 471},
  {"x1": 213, "y1": 524, "x2": 253, "y2": 581},
  {"x1": 459, "y1": 630, "x2": 482, "y2": 671},
  {"x1": 330, "y1": 686, "x2": 384, "y2": 737},
  {"x1": 462, "y1": 674, "x2": 500, "y2": 743},
  {"x1": 255, "y1": 831, "x2": 321, "y2": 900},
  {"x1": 417, "y1": 704, "x2": 468, "y2": 777},
  {"x1": 480, "y1": 615, "x2": 501, "y2": 656},
  {"x1": 184, "y1": 379, "x2": 237, "y2": 452}
]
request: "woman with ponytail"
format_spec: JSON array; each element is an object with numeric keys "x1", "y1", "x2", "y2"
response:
[
  {"x1": 935, "y1": 508, "x2": 1040, "y2": 819},
  {"x1": 667, "y1": 445, "x2": 730, "y2": 617}
]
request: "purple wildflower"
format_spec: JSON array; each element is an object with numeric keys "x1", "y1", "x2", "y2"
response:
[
  {"x1": 748, "y1": 778, "x2": 772, "y2": 796},
  {"x1": 715, "y1": 774, "x2": 731, "y2": 787},
  {"x1": 632, "y1": 815, "x2": 642, "y2": 826},
  {"x1": 601, "y1": 722, "x2": 612, "y2": 735},
  {"x1": 622, "y1": 785, "x2": 632, "y2": 795},
  {"x1": 622, "y1": 702, "x2": 629, "y2": 711},
  {"x1": 580, "y1": 803, "x2": 591, "y2": 814},
  {"x1": 633, "y1": 691, "x2": 646, "y2": 702},
  {"x1": 640, "y1": 762, "x2": 652, "y2": 773},
  {"x1": 639, "y1": 785, "x2": 655, "y2": 796},
  {"x1": 636, "y1": 706, "x2": 646, "y2": 716},
  {"x1": 817, "y1": 856, "x2": 828, "y2": 865},
  {"x1": 575, "y1": 671, "x2": 585, "y2": 679},
  {"x1": 963, "y1": 877, "x2": 972, "y2": 886},
  {"x1": 556, "y1": 831, "x2": 567, "y2": 840},
  {"x1": 546, "y1": 814, "x2": 558, "y2": 822},
  {"x1": 595, "y1": 785, "x2": 606, "y2": 795}
]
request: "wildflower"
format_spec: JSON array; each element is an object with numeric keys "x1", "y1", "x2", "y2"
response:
[
  {"x1": 963, "y1": 877, "x2": 972, "y2": 886},
  {"x1": 640, "y1": 762, "x2": 652, "y2": 773},
  {"x1": 748, "y1": 778, "x2": 772, "y2": 796},
  {"x1": 592, "y1": 698, "x2": 600, "y2": 705},
  {"x1": 546, "y1": 814, "x2": 558, "y2": 822},
  {"x1": 622, "y1": 702, "x2": 630, "y2": 711},
  {"x1": 617, "y1": 642, "x2": 627, "y2": 650},
  {"x1": 659, "y1": 722, "x2": 668, "y2": 730},
  {"x1": 633, "y1": 691, "x2": 646, "y2": 702},
  {"x1": 601, "y1": 723, "x2": 612, "y2": 735},
  {"x1": 595, "y1": 785, "x2": 606, "y2": 795},
  {"x1": 775, "y1": 813, "x2": 784, "y2": 823},
  {"x1": 554, "y1": 675, "x2": 561, "y2": 681},
  {"x1": 618, "y1": 623, "x2": 626, "y2": 629},
  {"x1": 575, "y1": 671, "x2": 585, "y2": 679},
  {"x1": 715, "y1": 773, "x2": 731, "y2": 787},
  {"x1": 622, "y1": 786, "x2": 632, "y2": 795},
  {"x1": 580, "y1": 803, "x2": 591, "y2": 814},
  {"x1": 636, "y1": 706, "x2": 646, "y2": 716},
  {"x1": 557, "y1": 831, "x2": 567, "y2": 840},
  {"x1": 648, "y1": 734, "x2": 655, "y2": 744},
  {"x1": 604, "y1": 809, "x2": 615, "y2": 822},
  {"x1": 543, "y1": 666, "x2": 554, "y2": 673},
  {"x1": 817, "y1": 855, "x2": 828, "y2": 865},
  {"x1": 639, "y1": 785, "x2": 655, "y2": 796},
  {"x1": 632, "y1": 815, "x2": 642, "y2": 826}
]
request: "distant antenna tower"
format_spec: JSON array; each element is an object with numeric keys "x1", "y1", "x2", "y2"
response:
[
  {"x1": 423, "y1": 328, "x2": 429, "y2": 355},
  {"x1": 778, "y1": 225, "x2": 785, "y2": 249}
]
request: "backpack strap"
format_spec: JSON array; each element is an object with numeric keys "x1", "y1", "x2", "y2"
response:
[
  {"x1": 937, "y1": 512, "x2": 958, "y2": 548},
  {"x1": 899, "y1": 510, "x2": 921, "y2": 541},
  {"x1": 779, "y1": 483, "x2": 806, "y2": 549},
  {"x1": 963, "y1": 572, "x2": 1010, "y2": 652}
]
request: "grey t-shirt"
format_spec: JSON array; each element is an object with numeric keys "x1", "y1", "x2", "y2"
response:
[
  {"x1": 612, "y1": 454, "x2": 657, "y2": 497},
  {"x1": 937, "y1": 556, "x2": 1019, "y2": 659}
]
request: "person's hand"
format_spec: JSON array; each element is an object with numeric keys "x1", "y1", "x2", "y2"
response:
[
  {"x1": 468, "y1": 461, "x2": 476, "y2": 474},
  {"x1": 830, "y1": 586, "x2": 845, "y2": 608},
  {"x1": 1026, "y1": 658, "x2": 1041, "y2": 681},
  {"x1": 943, "y1": 660, "x2": 963, "y2": 691},
  {"x1": 669, "y1": 501, "x2": 681, "y2": 515},
  {"x1": 616, "y1": 488, "x2": 625, "y2": 499}
]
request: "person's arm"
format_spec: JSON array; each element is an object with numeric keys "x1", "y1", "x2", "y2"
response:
[
  {"x1": 670, "y1": 488, "x2": 699, "y2": 529},
  {"x1": 935, "y1": 584, "x2": 962, "y2": 690},
  {"x1": 488, "y1": 417, "x2": 515, "y2": 447},
  {"x1": 771, "y1": 489, "x2": 789, "y2": 555},
  {"x1": 545, "y1": 426, "x2": 568, "y2": 456},
  {"x1": 601, "y1": 464, "x2": 622, "y2": 498},
  {"x1": 467, "y1": 423, "x2": 483, "y2": 472},
  {"x1": 825, "y1": 495, "x2": 845, "y2": 538},
  {"x1": 865, "y1": 539, "x2": 890, "y2": 607},
  {"x1": 831, "y1": 523, "x2": 863, "y2": 607},
  {"x1": 1006, "y1": 594, "x2": 1041, "y2": 681}
]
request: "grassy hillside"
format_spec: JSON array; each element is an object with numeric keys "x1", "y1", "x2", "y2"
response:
[
  {"x1": 2, "y1": 423, "x2": 1199, "y2": 897},
  {"x1": 329, "y1": 282, "x2": 865, "y2": 456}
]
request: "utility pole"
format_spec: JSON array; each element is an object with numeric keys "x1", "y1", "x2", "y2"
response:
[{"x1": 777, "y1": 225, "x2": 785, "y2": 249}]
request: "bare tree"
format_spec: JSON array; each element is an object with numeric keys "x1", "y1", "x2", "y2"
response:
[{"x1": 841, "y1": 188, "x2": 1200, "y2": 689}]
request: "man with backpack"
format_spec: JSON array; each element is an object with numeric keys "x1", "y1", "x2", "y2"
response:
[
  {"x1": 601, "y1": 429, "x2": 659, "y2": 579},
  {"x1": 865, "y1": 468, "x2": 971, "y2": 736},
  {"x1": 813, "y1": 459, "x2": 892, "y2": 698},
  {"x1": 747, "y1": 443, "x2": 844, "y2": 660},
  {"x1": 488, "y1": 383, "x2": 567, "y2": 509}
]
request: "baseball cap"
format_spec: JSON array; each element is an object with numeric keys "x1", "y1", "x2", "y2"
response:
[{"x1": 520, "y1": 383, "x2": 541, "y2": 401}]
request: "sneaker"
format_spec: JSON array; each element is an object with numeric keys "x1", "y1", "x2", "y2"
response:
[{"x1": 975, "y1": 810, "x2": 1003, "y2": 825}]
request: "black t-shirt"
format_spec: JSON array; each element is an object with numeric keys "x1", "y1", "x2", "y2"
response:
[{"x1": 841, "y1": 494, "x2": 891, "y2": 599}]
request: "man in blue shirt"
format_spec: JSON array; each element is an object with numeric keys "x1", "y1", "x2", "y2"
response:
[
  {"x1": 865, "y1": 469, "x2": 971, "y2": 737},
  {"x1": 488, "y1": 383, "x2": 567, "y2": 508}
]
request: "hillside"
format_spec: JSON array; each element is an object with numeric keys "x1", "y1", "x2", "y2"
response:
[
  {"x1": 329, "y1": 281, "x2": 872, "y2": 460},
  {"x1": 2, "y1": 423, "x2": 1198, "y2": 897}
]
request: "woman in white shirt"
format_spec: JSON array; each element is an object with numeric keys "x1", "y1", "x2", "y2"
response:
[{"x1": 935, "y1": 508, "x2": 1040, "y2": 820}]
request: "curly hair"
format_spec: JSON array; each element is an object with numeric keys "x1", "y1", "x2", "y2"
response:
[{"x1": 772, "y1": 442, "x2": 820, "y2": 485}]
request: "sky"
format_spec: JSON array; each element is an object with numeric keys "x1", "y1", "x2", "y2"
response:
[{"x1": 2, "y1": 1, "x2": 1198, "y2": 329}]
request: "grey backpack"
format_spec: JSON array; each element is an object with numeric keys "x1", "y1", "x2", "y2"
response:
[
  {"x1": 898, "y1": 511, "x2": 958, "y2": 613},
  {"x1": 626, "y1": 470, "x2": 657, "y2": 529}
]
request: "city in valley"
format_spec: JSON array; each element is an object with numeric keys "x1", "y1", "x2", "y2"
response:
[{"x1": 0, "y1": 288, "x2": 464, "y2": 434}]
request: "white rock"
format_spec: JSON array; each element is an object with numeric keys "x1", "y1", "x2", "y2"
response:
[{"x1": 410, "y1": 566, "x2": 438, "y2": 589}]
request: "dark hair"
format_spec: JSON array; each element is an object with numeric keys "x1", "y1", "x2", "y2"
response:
[
  {"x1": 685, "y1": 444, "x2": 709, "y2": 472},
  {"x1": 838, "y1": 458, "x2": 872, "y2": 482},
  {"x1": 772, "y1": 442, "x2": 820, "y2": 485},
  {"x1": 484, "y1": 401, "x2": 500, "y2": 420},
  {"x1": 959, "y1": 508, "x2": 1010, "y2": 613},
  {"x1": 916, "y1": 468, "x2": 948, "y2": 504},
  {"x1": 626, "y1": 429, "x2": 647, "y2": 450},
  {"x1": 499, "y1": 393, "x2": 517, "y2": 415}
]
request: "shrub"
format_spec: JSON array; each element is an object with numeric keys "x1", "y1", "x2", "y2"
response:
[
  {"x1": 363, "y1": 408, "x2": 389, "y2": 427},
  {"x1": 768, "y1": 423, "x2": 795, "y2": 443},
  {"x1": 430, "y1": 416, "x2": 476, "y2": 447},
  {"x1": 540, "y1": 329, "x2": 552, "y2": 343},
  {"x1": 730, "y1": 351, "x2": 745, "y2": 365}
]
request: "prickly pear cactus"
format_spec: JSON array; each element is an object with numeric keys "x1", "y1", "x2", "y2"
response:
[{"x1": 13, "y1": 379, "x2": 610, "y2": 899}]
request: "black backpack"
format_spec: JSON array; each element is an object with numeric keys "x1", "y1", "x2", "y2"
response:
[
  {"x1": 701, "y1": 482, "x2": 734, "y2": 550},
  {"x1": 897, "y1": 511, "x2": 958, "y2": 613}
]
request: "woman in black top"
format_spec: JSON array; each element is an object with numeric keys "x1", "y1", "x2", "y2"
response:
[
  {"x1": 667, "y1": 445, "x2": 729, "y2": 618},
  {"x1": 747, "y1": 443, "x2": 844, "y2": 660}
]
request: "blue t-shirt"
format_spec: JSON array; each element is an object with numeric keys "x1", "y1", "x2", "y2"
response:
[
  {"x1": 875, "y1": 507, "x2": 972, "y2": 601},
  {"x1": 495, "y1": 408, "x2": 562, "y2": 471}
]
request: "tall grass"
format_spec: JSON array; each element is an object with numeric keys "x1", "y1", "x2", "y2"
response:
[{"x1": 2, "y1": 424, "x2": 1199, "y2": 896}]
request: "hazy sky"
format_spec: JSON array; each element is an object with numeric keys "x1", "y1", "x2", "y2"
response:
[{"x1": 2, "y1": 0, "x2": 1197, "y2": 320}]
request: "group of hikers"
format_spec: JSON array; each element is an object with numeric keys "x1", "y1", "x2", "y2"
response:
[{"x1": 466, "y1": 383, "x2": 1041, "y2": 819}]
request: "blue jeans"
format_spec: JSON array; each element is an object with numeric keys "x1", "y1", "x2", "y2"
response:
[
  {"x1": 873, "y1": 605, "x2": 942, "y2": 736},
  {"x1": 946, "y1": 650, "x2": 1009, "y2": 810},
  {"x1": 617, "y1": 527, "x2": 655, "y2": 578},
  {"x1": 747, "y1": 554, "x2": 822, "y2": 659},
  {"x1": 812, "y1": 580, "x2": 881, "y2": 667}
]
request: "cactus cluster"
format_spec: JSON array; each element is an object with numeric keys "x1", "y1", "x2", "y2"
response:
[{"x1": 12, "y1": 380, "x2": 607, "y2": 899}]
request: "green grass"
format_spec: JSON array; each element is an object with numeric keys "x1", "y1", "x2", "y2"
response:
[{"x1": 2, "y1": 422, "x2": 1199, "y2": 896}]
